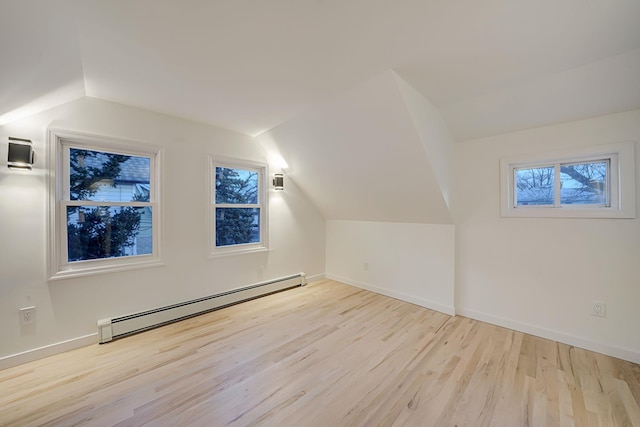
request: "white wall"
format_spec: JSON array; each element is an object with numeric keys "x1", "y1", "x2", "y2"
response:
[
  {"x1": 260, "y1": 71, "x2": 453, "y2": 224},
  {"x1": 3, "y1": 96, "x2": 638, "y2": 368},
  {"x1": 454, "y1": 109, "x2": 640, "y2": 363},
  {"x1": 0, "y1": 97, "x2": 325, "y2": 367},
  {"x1": 326, "y1": 220, "x2": 455, "y2": 315},
  {"x1": 395, "y1": 72, "x2": 455, "y2": 210}
]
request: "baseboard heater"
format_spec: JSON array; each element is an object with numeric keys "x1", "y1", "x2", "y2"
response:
[{"x1": 98, "y1": 273, "x2": 306, "y2": 344}]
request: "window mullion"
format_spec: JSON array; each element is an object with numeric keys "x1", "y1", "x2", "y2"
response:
[
  {"x1": 214, "y1": 203, "x2": 261, "y2": 208},
  {"x1": 66, "y1": 200, "x2": 152, "y2": 207},
  {"x1": 500, "y1": 141, "x2": 634, "y2": 218},
  {"x1": 59, "y1": 202, "x2": 70, "y2": 266},
  {"x1": 511, "y1": 166, "x2": 518, "y2": 208},
  {"x1": 554, "y1": 162, "x2": 561, "y2": 208},
  {"x1": 61, "y1": 144, "x2": 71, "y2": 201},
  {"x1": 606, "y1": 158, "x2": 612, "y2": 207},
  {"x1": 50, "y1": 129, "x2": 161, "y2": 279}
]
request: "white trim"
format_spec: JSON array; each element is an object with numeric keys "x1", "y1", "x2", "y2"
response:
[
  {"x1": 456, "y1": 307, "x2": 640, "y2": 364},
  {"x1": 49, "y1": 259, "x2": 166, "y2": 281},
  {"x1": 500, "y1": 141, "x2": 635, "y2": 218},
  {"x1": 326, "y1": 274, "x2": 456, "y2": 316},
  {"x1": 304, "y1": 273, "x2": 326, "y2": 283},
  {"x1": 207, "y1": 246, "x2": 270, "y2": 259},
  {"x1": 0, "y1": 333, "x2": 98, "y2": 371},
  {"x1": 208, "y1": 156, "x2": 269, "y2": 257},
  {"x1": 47, "y1": 128, "x2": 163, "y2": 279}
]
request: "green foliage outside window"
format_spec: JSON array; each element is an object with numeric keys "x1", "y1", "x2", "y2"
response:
[
  {"x1": 215, "y1": 167, "x2": 260, "y2": 247},
  {"x1": 67, "y1": 149, "x2": 150, "y2": 261}
]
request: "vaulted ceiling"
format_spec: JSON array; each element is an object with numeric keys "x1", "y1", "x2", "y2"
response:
[
  {"x1": 2, "y1": 0, "x2": 640, "y2": 222},
  {"x1": 3, "y1": 0, "x2": 639, "y2": 139}
]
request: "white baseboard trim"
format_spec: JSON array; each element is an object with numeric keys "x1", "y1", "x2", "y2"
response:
[
  {"x1": 327, "y1": 274, "x2": 456, "y2": 316},
  {"x1": 457, "y1": 307, "x2": 640, "y2": 365},
  {"x1": 0, "y1": 333, "x2": 98, "y2": 371},
  {"x1": 304, "y1": 273, "x2": 326, "y2": 283},
  {"x1": 0, "y1": 274, "x2": 321, "y2": 371}
]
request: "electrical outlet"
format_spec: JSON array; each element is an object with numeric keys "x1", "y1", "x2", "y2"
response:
[
  {"x1": 591, "y1": 301, "x2": 606, "y2": 318},
  {"x1": 363, "y1": 262, "x2": 369, "y2": 271},
  {"x1": 20, "y1": 306, "x2": 36, "y2": 324}
]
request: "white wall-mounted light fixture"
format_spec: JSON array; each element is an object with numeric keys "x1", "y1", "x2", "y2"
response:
[
  {"x1": 273, "y1": 173, "x2": 284, "y2": 190},
  {"x1": 8, "y1": 137, "x2": 34, "y2": 170}
]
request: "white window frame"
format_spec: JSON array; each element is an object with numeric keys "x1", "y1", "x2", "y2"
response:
[
  {"x1": 500, "y1": 142, "x2": 635, "y2": 218},
  {"x1": 48, "y1": 129, "x2": 163, "y2": 280},
  {"x1": 209, "y1": 157, "x2": 269, "y2": 257}
]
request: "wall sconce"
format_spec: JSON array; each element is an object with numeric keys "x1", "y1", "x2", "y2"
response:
[
  {"x1": 8, "y1": 137, "x2": 34, "y2": 170},
  {"x1": 273, "y1": 173, "x2": 284, "y2": 190}
]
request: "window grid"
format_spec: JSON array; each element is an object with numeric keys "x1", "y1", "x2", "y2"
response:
[
  {"x1": 210, "y1": 159, "x2": 268, "y2": 256},
  {"x1": 499, "y1": 142, "x2": 635, "y2": 219},
  {"x1": 48, "y1": 129, "x2": 162, "y2": 280},
  {"x1": 512, "y1": 159, "x2": 611, "y2": 209}
]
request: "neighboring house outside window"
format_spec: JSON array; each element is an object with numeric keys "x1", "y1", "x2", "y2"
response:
[
  {"x1": 66, "y1": 150, "x2": 153, "y2": 259},
  {"x1": 48, "y1": 129, "x2": 162, "y2": 279}
]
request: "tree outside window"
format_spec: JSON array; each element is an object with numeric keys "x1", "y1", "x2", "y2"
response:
[
  {"x1": 500, "y1": 142, "x2": 635, "y2": 219},
  {"x1": 66, "y1": 148, "x2": 153, "y2": 261},
  {"x1": 210, "y1": 160, "x2": 267, "y2": 255},
  {"x1": 49, "y1": 129, "x2": 162, "y2": 279},
  {"x1": 515, "y1": 160, "x2": 609, "y2": 207}
]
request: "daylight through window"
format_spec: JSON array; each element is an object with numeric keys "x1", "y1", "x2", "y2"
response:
[
  {"x1": 49, "y1": 130, "x2": 162, "y2": 279},
  {"x1": 500, "y1": 142, "x2": 635, "y2": 218},
  {"x1": 66, "y1": 148, "x2": 153, "y2": 261},
  {"x1": 514, "y1": 160, "x2": 609, "y2": 207},
  {"x1": 210, "y1": 159, "x2": 267, "y2": 255}
]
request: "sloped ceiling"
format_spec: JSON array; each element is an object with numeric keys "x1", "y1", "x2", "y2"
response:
[
  {"x1": 0, "y1": 0, "x2": 85, "y2": 125},
  {"x1": 260, "y1": 71, "x2": 454, "y2": 223},
  {"x1": 2, "y1": 0, "x2": 640, "y2": 223},
  {"x1": 2, "y1": 0, "x2": 639, "y2": 139}
]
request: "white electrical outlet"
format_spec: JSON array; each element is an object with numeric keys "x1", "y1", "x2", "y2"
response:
[
  {"x1": 591, "y1": 301, "x2": 606, "y2": 318},
  {"x1": 20, "y1": 306, "x2": 36, "y2": 324},
  {"x1": 363, "y1": 262, "x2": 369, "y2": 271}
]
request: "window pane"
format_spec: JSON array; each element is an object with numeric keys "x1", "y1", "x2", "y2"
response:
[
  {"x1": 515, "y1": 166, "x2": 555, "y2": 206},
  {"x1": 560, "y1": 161, "x2": 608, "y2": 205},
  {"x1": 67, "y1": 206, "x2": 153, "y2": 261},
  {"x1": 216, "y1": 208, "x2": 260, "y2": 247},
  {"x1": 69, "y1": 148, "x2": 150, "y2": 202},
  {"x1": 215, "y1": 167, "x2": 258, "y2": 204}
]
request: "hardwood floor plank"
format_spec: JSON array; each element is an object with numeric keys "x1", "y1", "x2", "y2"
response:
[{"x1": 1, "y1": 279, "x2": 638, "y2": 427}]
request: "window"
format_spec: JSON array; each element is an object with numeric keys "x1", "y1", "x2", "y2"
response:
[
  {"x1": 514, "y1": 159, "x2": 609, "y2": 207},
  {"x1": 500, "y1": 142, "x2": 635, "y2": 218},
  {"x1": 210, "y1": 158, "x2": 268, "y2": 256},
  {"x1": 49, "y1": 129, "x2": 162, "y2": 279}
]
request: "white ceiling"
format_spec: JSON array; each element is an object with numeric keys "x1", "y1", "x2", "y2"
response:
[{"x1": 2, "y1": 0, "x2": 640, "y2": 140}]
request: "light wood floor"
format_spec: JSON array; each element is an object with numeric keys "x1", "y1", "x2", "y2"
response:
[{"x1": 1, "y1": 280, "x2": 639, "y2": 426}]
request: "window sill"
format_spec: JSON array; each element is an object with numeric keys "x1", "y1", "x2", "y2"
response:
[
  {"x1": 209, "y1": 246, "x2": 270, "y2": 258},
  {"x1": 49, "y1": 259, "x2": 165, "y2": 281},
  {"x1": 501, "y1": 206, "x2": 635, "y2": 219}
]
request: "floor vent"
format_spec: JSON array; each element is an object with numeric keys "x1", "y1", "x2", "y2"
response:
[{"x1": 98, "y1": 273, "x2": 306, "y2": 343}]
